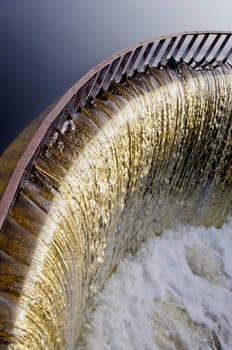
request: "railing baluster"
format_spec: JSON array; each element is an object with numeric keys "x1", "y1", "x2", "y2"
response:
[
  {"x1": 181, "y1": 35, "x2": 198, "y2": 62},
  {"x1": 158, "y1": 36, "x2": 179, "y2": 66},
  {"x1": 187, "y1": 33, "x2": 210, "y2": 66}
]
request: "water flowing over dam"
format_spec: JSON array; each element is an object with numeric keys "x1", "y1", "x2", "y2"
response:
[{"x1": 0, "y1": 32, "x2": 232, "y2": 349}]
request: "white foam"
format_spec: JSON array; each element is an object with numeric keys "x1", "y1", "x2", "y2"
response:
[{"x1": 79, "y1": 215, "x2": 232, "y2": 349}]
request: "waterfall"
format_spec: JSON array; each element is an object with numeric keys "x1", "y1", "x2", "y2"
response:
[{"x1": 0, "y1": 62, "x2": 231, "y2": 349}]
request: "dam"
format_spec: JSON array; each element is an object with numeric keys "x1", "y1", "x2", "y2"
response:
[{"x1": 0, "y1": 31, "x2": 232, "y2": 349}]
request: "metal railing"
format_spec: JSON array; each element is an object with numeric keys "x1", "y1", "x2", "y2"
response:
[{"x1": 0, "y1": 31, "x2": 231, "y2": 231}]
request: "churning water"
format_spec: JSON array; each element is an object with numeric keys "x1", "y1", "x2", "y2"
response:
[{"x1": 79, "y1": 215, "x2": 232, "y2": 350}]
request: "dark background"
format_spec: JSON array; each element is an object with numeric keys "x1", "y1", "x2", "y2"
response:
[{"x1": 0, "y1": 0, "x2": 231, "y2": 155}]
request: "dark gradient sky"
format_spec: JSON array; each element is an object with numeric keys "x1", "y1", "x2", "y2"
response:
[{"x1": 0, "y1": 0, "x2": 231, "y2": 154}]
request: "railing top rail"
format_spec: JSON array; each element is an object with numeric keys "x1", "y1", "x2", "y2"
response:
[{"x1": 0, "y1": 31, "x2": 231, "y2": 230}]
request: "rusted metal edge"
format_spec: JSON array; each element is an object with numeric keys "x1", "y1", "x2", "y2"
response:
[{"x1": 0, "y1": 30, "x2": 231, "y2": 231}]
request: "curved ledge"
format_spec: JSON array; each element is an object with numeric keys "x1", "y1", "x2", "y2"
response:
[{"x1": 0, "y1": 31, "x2": 231, "y2": 231}]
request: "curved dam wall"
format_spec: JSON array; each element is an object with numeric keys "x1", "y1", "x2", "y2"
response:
[{"x1": 0, "y1": 60, "x2": 232, "y2": 347}]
